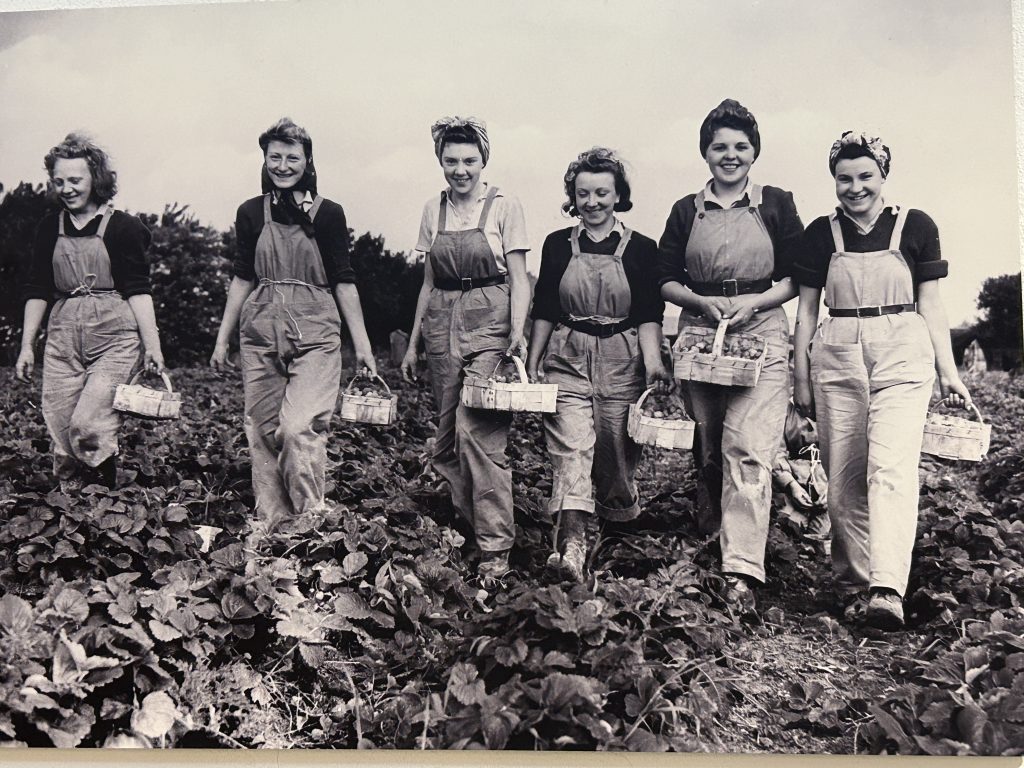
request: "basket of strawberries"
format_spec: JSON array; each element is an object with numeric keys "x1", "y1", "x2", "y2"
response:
[
  {"x1": 921, "y1": 399, "x2": 991, "y2": 462},
  {"x1": 339, "y1": 372, "x2": 398, "y2": 425},
  {"x1": 460, "y1": 354, "x2": 557, "y2": 413},
  {"x1": 627, "y1": 387, "x2": 695, "y2": 450},
  {"x1": 673, "y1": 317, "x2": 766, "y2": 387}
]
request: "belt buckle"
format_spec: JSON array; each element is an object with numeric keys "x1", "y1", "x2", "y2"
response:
[
  {"x1": 722, "y1": 279, "x2": 738, "y2": 297},
  {"x1": 857, "y1": 306, "x2": 882, "y2": 318},
  {"x1": 460, "y1": 277, "x2": 473, "y2": 291}
]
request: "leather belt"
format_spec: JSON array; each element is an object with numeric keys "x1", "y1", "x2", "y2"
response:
[
  {"x1": 560, "y1": 315, "x2": 636, "y2": 338},
  {"x1": 828, "y1": 303, "x2": 917, "y2": 318},
  {"x1": 434, "y1": 274, "x2": 507, "y2": 292},
  {"x1": 690, "y1": 278, "x2": 772, "y2": 297}
]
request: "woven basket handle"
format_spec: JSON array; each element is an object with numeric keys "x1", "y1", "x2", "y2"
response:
[
  {"x1": 711, "y1": 318, "x2": 730, "y2": 356},
  {"x1": 491, "y1": 354, "x2": 529, "y2": 383},
  {"x1": 127, "y1": 368, "x2": 174, "y2": 393},
  {"x1": 934, "y1": 397, "x2": 984, "y2": 423}
]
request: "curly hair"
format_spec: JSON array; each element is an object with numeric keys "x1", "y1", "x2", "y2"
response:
[
  {"x1": 561, "y1": 147, "x2": 633, "y2": 218},
  {"x1": 258, "y1": 117, "x2": 313, "y2": 158},
  {"x1": 43, "y1": 132, "x2": 118, "y2": 203},
  {"x1": 698, "y1": 99, "x2": 761, "y2": 159}
]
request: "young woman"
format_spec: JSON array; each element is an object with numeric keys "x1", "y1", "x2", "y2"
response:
[
  {"x1": 526, "y1": 147, "x2": 668, "y2": 581},
  {"x1": 657, "y1": 99, "x2": 804, "y2": 613},
  {"x1": 792, "y1": 131, "x2": 972, "y2": 629},
  {"x1": 16, "y1": 133, "x2": 165, "y2": 489},
  {"x1": 211, "y1": 117, "x2": 376, "y2": 536},
  {"x1": 400, "y1": 116, "x2": 530, "y2": 586}
]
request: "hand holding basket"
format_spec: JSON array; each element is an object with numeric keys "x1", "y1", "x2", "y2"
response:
[
  {"x1": 113, "y1": 369, "x2": 182, "y2": 420},
  {"x1": 461, "y1": 355, "x2": 558, "y2": 413}
]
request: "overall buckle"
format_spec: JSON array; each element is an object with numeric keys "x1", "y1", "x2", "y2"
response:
[
  {"x1": 856, "y1": 306, "x2": 883, "y2": 318},
  {"x1": 460, "y1": 277, "x2": 474, "y2": 291},
  {"x1": 722, "y1": 279, "x2": 739, "y2": 297}
]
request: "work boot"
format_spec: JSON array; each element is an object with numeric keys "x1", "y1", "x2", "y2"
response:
[
  {"x1": 477, "y1": 550, "x2": 511, "y2": 589},
  {"x1": 546, "y1": 509, "x2": 588, "y2": 582},
  {"x1": 837, "y1": 591, "x2": 869, "y2": 623},
  {"x1": 723, "y1": 574, "x2": 757, "y2": 615},
  {"x1": 97, "y1": 457, "x2": 118, "y2": 489},
  {"x1": 866, "y1": 588, "x2": 904, "y2": 630}
]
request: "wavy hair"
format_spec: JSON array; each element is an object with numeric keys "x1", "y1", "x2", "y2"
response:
[
  {"x1": 43, "y1": 132, "x2": 118, "y2": 203},
  {"x1": 561, "y1": 147, "x2": 633, "y2": 218},
  {"x1": 698, "y1": 99, "x2": 761, "y2": 159}
]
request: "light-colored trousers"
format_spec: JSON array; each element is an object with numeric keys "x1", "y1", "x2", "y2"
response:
[
  {"x1": 810, "y1": 317, "x2": 935, "y2": 597},
  {"x1": 240, "y1": 295, "x2": 342, "y2": 531}
]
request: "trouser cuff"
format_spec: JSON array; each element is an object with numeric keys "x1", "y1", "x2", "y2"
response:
[
  {"x1": 547, "y1": 496, "x2": 595, "y2": 515},
  {"x1": 596, "y1": 500, "x2": 641, "y2": 522}
]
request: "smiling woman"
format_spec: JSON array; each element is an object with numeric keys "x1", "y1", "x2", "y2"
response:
[
  {"x1": 210, "y1": 117, "x2": 378, "y2": 539},
  {"x1": 15, "y1": 132, "x2": 166, "y2": 489}
]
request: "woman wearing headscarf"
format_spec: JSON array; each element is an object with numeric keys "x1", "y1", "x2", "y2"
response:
[
  {"x1": 792, "y1": 131, "x2": 972, "y2": 629},
  {"x1": 211, "y1": 117, "x2": 376, "y2": 536},
  {"x1": 400, "y1": 116, "x2": 531, "y2": 586},
  {"x1": 15, "y1": 132, "x2": 164, "y2": 489},
  {"x1": 526, "y1": 147, "x2": 668, "y2": 582},
  {"x1": 657, "y1": 99, "x2": 804, "y2": 613}
]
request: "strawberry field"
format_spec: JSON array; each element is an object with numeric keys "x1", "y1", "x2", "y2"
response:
[{"x1": 0, "y1": 363, "x2": 1021, "y2": 754}]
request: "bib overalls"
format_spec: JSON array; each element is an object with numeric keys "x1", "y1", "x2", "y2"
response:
[
  {"x1": 421, "y1": 187, "x2": 516, "y2": 553},
  {"x1": 239, "y1": 194, "x2": 342, "y2": 531},
  {"x1": 42, "y1": 206, "x2": 143, "y2": 477},
  {"x1": 809, "y1": 206, "x2": 934, "y2": 598},
  {"x1": 543, "y1": 225, "x2": 647, "y2": 521},
  {"x1": 678, "y1": 185, "x2": 791, "y2": 583}
]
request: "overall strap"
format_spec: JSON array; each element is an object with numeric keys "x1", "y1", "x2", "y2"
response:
[
  {"x1": 262, "y1": 193, "x2": 272, "y2": 222},
  {"x1": 694, "y1": 191, "x2": 707, "y2": 214},
  {"x1": 569, "y1": 225, "x2": 582, "y2": 257},
  {"x1": 476, "y1": 186, "x2": 498, "y2": 229},
  {"x1": 57, "y1": 210, "x2": 65, "y2": 236},
  {"x1": 747, "y1": 184, "x2": 763, "y2": 208},
  {"x1": 438, "y1": 191, "x2": 449, "y2": 232},
  {"x1": 95, "y1": 204, "x2": 115, "y2": 238},
  {"x1": 888, "y1": 205, "x2": 909, "y2": 251},
  {"x1": 828, "y1": 212, "x2": 846, "y2": 253},
  {"x1": 612, "y1": 227, "x2": 633, "y2": 258},
  {"x1": 308, "y1": 195, "x2": 324, "y2": 223}
]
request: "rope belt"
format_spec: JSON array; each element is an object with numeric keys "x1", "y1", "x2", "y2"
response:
[
  {"x1": 257, "y1": 278, "x2": 331, "y2": 340},
  {"x1": 433, "y1": 274, "x2": 507, "y2": 292},
  {"x1": 689, "y1": 278, "x2": 773, "y2": 297},
  {"x1": 62, "y1": 273, "x2": 118, "y2": 299},
  {"x1": 828, "y1": 303, "x2": 917, "y2": 318},
  {"x1": 560, "y1": 315, "x2": 635, "y2": 338}
]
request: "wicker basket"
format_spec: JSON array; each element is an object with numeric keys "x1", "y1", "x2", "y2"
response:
[
  {"x1": 627, "y1": 387, "x2": 695, "y2": 450},
  {"x1": 461, "y1": 355, "x2": 558, "y2": 413},
  {"x1": 921, "y1": 401, "x2": 991, "y2": 462},
  {"x1": 673, "y1": 318, "x2": 766, "y2": 387},
  {"x1": 113, "y1": 370, "x2": 182, "y2": 420},
  {"x1": 339, "y1": 373, "x2": 398, "y2": 425}
]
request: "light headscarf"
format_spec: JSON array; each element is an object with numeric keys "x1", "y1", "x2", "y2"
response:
[
  {"x1": 430, "y1": 116, "x2": 490, "y2": 165},
  {"x1": 828, "y1": 131, "x2": 891, "y2": 178}
]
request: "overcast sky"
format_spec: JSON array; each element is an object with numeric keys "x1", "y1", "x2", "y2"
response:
[{"x1": 0, "y1": 0, "x2": 1018, "y2": 326}]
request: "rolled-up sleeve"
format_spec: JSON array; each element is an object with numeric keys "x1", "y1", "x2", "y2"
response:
[
  {"x1": 656, "y1": 199, "x2": 691, "y2": 288},
  {"x1": 629, "y1": 236, "x2": 665, "y2": 326},
  {"x1": 22, "y1": 217, "x2": 57, "y2": 303},
  {"x1": 530, "y1": 232, "x2": 568, "y2": 323},
  {"x1": 791, "y1": 219, "x2": 831, "y2": 289},
  {"x1": 108, "y1": 214, "x2": 152, "y2": 297},
  {"x1": 316, "y1": 201, "x2": 355, "y2": 284},
  {"x1": 909, "y1": 211, "x2": 947, "y2": 282},
  {"x1": 232, "y1": 201, "x2": 258, "y2": 281},
  {"x1": 769, "y1": 190, "x2": 804, "y2": 281},
  {"x1": 496, "y1": 193, "x2": 530, "y2": 255}
]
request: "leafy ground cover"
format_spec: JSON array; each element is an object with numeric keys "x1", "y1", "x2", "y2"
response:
[{"x1": 0, "y1": 365, "x2": 1021, "y2": 753}]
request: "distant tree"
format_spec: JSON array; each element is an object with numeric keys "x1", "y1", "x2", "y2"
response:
[
  {"x1": 0, "y1": 182, "x2": 54, "y2": 363},
  {"x1": 140, "y1": 203, "x2": 232, "y2": 367},
  {"x1": 974, "y1": 272, "x2": 1023, "y2": 371},
  {"x1": 348, "y1": 232, "x2": 423, "y2": 348}
]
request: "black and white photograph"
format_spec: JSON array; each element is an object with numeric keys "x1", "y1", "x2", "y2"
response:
[{"x1": 0, "y1": 0, "x2": 1022, "y2": 759}]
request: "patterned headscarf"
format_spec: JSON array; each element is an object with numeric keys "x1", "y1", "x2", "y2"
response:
[
  {"x1": 828, "y1": 131, "x2": 891, "y2": 178},
  {"x1": 430, "y1": 116, "x2": 490, "y2": 165}
]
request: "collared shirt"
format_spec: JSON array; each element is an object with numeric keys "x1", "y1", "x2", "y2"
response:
[
  {"x1": 415, "y1": 182, "x2": 530, "y2": 274},
  {"x1": 792, "y1": 206, "x2": 947, "y2": 288},
  {"x1": 580, "y1": 217, "x2": 625, "y2": 243},
  {"x1": 530, "y1": 225, "x2": 664, "y2": 327},
  {"x1": 702, "y1": 178, "x2": 751, "y2": 209},
  {"x1": 272, "y1": 189, "x2": 315, "y2": 214},
  {"x1": 836, "y1": 199, "x2": 890, "y2": 236},
  {"x1": 656, "y1": 183, "x2": 804, "y2": 288}
]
